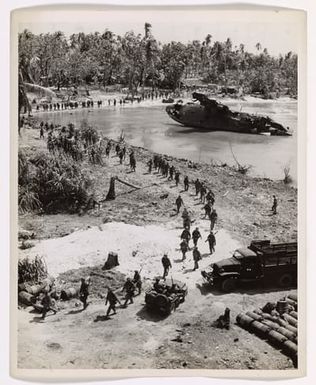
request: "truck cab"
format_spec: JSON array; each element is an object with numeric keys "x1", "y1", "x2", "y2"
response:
[{"x1": 201, "y1": 240, "x2": 297, "y2": 292}]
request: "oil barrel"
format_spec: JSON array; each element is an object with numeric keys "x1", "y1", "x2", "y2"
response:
[
  {"x1": 287, "y1": 293, "x2": 297, "y2": 302},
  {"x1": 282, "y1": 339, "x2": 298, "y2": 358},
  {"x1": 267, "y1": 330, "x2": 287, "y2": 346},
  {"x1": 276, "y1": 326, "x2": 296, "y2": 341},
  {"x1": 236, "y1": 313, "x2": 255, "y2": 328},
  {"x1": 283, "y1": 313, "x2": 298, "y2": 327},
  {"x1": 285, "y1": 298, "x2": 297, "y2": 309},
  {"x1": 276, "y1": 300, "x2": 288, "y2": 314},
  {"x1": 246, "y1": 311, "x2": 262, "y2": 321},
  {"x1": 289, "y1": 311, "x2": 298, "y2": 320},
  {"x1": 261, "y1": 319, "x2": 280, "y2": 330},
  {"x1": 26, "y1": 284, "x2": 45, "y2": 296},
  {"x1": 283, "y1": 323, "x2": 297, "y2": 334},
  {"x1": 18, "y1": 291, "x2": 35, "y2": 306},
  {"x1": 250, "y1": 320, "x2": 271, "y2": 336},
  {"x1": 60, "y1": 287, "x2": 79, "y2": 300}
]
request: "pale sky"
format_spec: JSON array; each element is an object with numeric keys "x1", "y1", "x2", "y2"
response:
[{"x1": 16, "y1": 7, "x2": 305, "y2": 56}]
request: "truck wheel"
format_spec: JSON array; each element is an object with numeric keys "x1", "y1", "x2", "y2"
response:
[
  {"x1": 278, "y1": 274, "x2": 293, "y2": 288},
  {"x1": 221, "y1": 278, "x2": 237, "y2": 293},
  {"x1": 156, "y1": 294, "x2": 168, "y2": 306}
]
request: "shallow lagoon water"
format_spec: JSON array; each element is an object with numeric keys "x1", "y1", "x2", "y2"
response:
[{"x1": 38, "y1": 99, "x2": 297, "y2": 182}]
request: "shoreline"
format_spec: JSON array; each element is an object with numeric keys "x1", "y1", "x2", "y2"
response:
[
  {"x1": 21, "y1": 94, "x2": 298, "y2": 185},
  {"x1": 24, "y1": 89, "x2": 297, "y2": 118},
  {"x1": 19, "y1": 125, "x2": 297, "y2": 244}
]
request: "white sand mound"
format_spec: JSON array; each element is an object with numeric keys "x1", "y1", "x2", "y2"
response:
[{"x1": 20, "y1": 221, "x2": 241, "y2": 288}]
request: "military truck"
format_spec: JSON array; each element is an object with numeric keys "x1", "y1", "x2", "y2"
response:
[
  {"x1": 145, "y1": 279, "x2": 188, "y2": 316},
  {"x1": 201, "y1": 240, "x2": 297, "y2": 292}
]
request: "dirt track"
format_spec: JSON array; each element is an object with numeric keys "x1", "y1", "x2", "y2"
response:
[
  {"x1": 18, "y1": 278, "x2": 295, "y2": 369},
  {"x1": 18, "y1": 125, "x2": 297, "y2": 369}
]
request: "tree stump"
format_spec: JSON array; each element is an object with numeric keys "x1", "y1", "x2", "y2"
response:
[{"x1": 106, "y1": 177, "x2": 116, "y2": 200}]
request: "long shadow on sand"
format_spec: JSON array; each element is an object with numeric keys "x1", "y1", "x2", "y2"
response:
[
  {"x1": 173, "y1": 258, "x2": 184, "y2": 263},
  {"x1": 94, "y1": 315, "x2": 111, "y2": 322},
  {"x1": 196, "y1": 281, "x2": 297, "y2": 296},
  {"x1": 136, "y1": 306, "x2": 168, "y2": 323},
  {"x1": 66, "y1": 308, "x2": 85, "y2": 315}
]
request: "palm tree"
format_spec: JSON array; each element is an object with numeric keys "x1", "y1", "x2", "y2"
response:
[
  {"x1": 141, "y1": 22, "x2": 159, "y2": 92},
  {"x1": 18, "y1": 55, "x2": 56, "y2": 135}
]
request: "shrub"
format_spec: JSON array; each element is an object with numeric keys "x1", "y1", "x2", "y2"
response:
[
  {"x1": 18, "y1": 255, "x2": 47, "y2": 284},
  {"x1": 18, "y1": 151, "x2": 91, "y2": 213},
  {"x1": 18, "y1": 187, "x2": 41, "y2": 214},
  {"x1": 283, "y1": 165, "x2": 292, "y2": 184}
]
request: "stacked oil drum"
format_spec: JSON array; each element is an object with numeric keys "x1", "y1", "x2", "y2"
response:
[
  {"x1": 236, "y1": 293, "x2": 298, "y2": 367},
  {"x1": 18, "y1": 277, "x2": 56, "y2": 305}
]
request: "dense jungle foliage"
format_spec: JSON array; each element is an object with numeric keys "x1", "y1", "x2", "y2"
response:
[{"x1": 18, "y1": 23, "x2": 297, "y2": 97}]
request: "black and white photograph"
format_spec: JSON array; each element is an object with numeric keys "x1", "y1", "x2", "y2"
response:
[{"x1": 11, "y1": 4, "x2": 306, "y2": 378}]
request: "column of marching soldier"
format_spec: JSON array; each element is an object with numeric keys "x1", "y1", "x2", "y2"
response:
[
  {"x1": 150, "y1": 154, "x2": 218, "y2": 273},
  {"x1": 38, "y1": 148, "x2": 220, "y2": 320},
  {"x1": 37, "y1": 139, "x2": 279, "y2": 321},
  {"x1": 27, "y1": 90, "x2": 172, "y2": 114}
]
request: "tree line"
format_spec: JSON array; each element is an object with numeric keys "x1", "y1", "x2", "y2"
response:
[{"x1": 19, "y1": 23, "x2": 297, "y2": 97}]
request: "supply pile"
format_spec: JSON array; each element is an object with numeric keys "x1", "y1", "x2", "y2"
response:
[{"x1": 236, "y1": 293, "x2": 298, "y2": 366}]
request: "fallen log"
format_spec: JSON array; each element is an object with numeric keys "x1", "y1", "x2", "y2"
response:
[{"x1": 105, "y1": 176, "x2": 140, "y2": 201}]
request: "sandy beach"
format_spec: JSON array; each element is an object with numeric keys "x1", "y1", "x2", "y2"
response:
[{"x1": 17, "y1": 117, "x2": 297, "y2": 369}]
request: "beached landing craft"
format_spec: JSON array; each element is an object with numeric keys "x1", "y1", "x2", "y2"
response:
[{"x1": 166, "y1": 92, "x2": 291, "y2": 136}]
